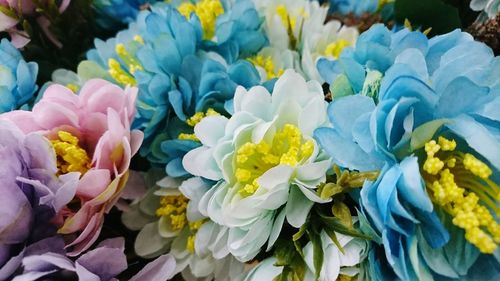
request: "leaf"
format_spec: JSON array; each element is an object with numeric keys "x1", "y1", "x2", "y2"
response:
[
  {"x1": 410, "y1": 119, "x2": 448, "y2": 150},
  {"x1": 307, "y1": 230, "x2": 324, "y2": 280},
  {"x1": 394, "y1": 0, "x2": 461, "y2": 37},
  {"x1": 318, "y1": 213, "x2": 372, "y2": 240},
  {"x1": 0, "y1": 6, "x2": 17, "y2": 19},
  {"x1": 293, "y1": 224, "x2": 307, "y2": 241},
  {"x1": 331, "y1": 201, "x2": 353, "y2": 229},
  {"x1": 323, "y1": 227, "x2": 345, "y2": 255},
  {"x1": 320, "y1": 183, "x2": 345, "y2": 199}
]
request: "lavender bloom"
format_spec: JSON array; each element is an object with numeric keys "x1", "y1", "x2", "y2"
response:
[{"x1": 0, "y1": 120, "x2": 79, "y2": 279}]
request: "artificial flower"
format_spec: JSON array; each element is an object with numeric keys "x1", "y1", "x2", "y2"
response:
[
  {"x1": 121, "y1": 171, "x2": 245, "y2": 280},
  {"x1": 0, "y1": 120, "x2": 79, "y2": 279},
  {"x1": 251, "y1": 0, "x2": 358, "y2": 82},
  {"x1": 183, "y1": 69, "x2": 331, "y2": 261},
  {"x1": 1, "y1": 79, "x2": 144, "y2": 255},
  {"x1": 315, "y1": 25, "x2": 500, "y2": 280},
  {"x1": 93, "y1": 0, "x2": 160, "y2": 29},
  {"x1": 470, "y1": 0, "x2": 499, "y2": 19},
  {"x1": 0, "y1": 0, "x2": 72, "y2": 47},
  {"x1": 0, "y1": 39, "x2": 38, "y2": 113}
]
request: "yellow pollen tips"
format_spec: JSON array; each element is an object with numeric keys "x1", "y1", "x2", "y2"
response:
[
  {"x1": 51, "y1": 131, "x2": 91, "y2": 176},
  {"x1": 178, "y1": 133, "x2": 199, "y2": 141},
  {"x1": 178, "y1": 0, "x2": 224, "y2": 40},
  {"x1": 186, "y1": 220, "x2": 205, "y2": 254},
  {"x1": 156, "y1": 195, "x2": 189, "y2": 231},
  {"x1": 133, "y1": 35, "x2": 144, "y2": 44},
  {"x1": 66, "y1": 83, "x2": 79, "y2": 93},
  {"x1": 115, "y1": 43, "x2": 143, "y2": 75},
  {"x1": 186, "y1": 108, "x2": 220, "y2": 127},
  {"x1": 463, "y1": 153, "x2": 492, "y2": 179},
  {"x1": 422, "y1": 136, "x2": 499, "y2": 253},
  {"x1": 248, "y1": 55, "x2": 284, "y2": 80},
  {"x1": 324, "y1": 39, "x2": 351, "y2": 59},
  {"x1": 235, "y1": 124, "x2": 314, "y2": 197},
  {"x1": 108, "y1": 58, "x2": 137, "y2": 86},
  {"x1": 276, "y1": 4, "x2": 299, "y2": 30}
]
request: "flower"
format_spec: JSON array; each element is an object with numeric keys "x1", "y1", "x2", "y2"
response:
[
  {"x1": 327, "y1": 0, "x2": 379, "y2": 16},
  {"x1": 93, "y1": 0, "x2": 160, "y2": 29},
  {"x1": 0, "y1": 39, "x2": 38, "y2": 113},
  {"x1": 1, "y1": 79, "x2": 144, "y2": 255},
  {"x1": 0, "y1": 0, "x2": 72, "y2": 47},
  {"x1": 183, "y1": 70, "x2": 332, "y2": 261},
  {"x1": 470, "y1": 0, "x2": 499, "y2": 19},
  {"x1": 0, "y1": 120, "x2": 79, "y2": 279},
  {"x1": 314, "y1": 26, "x2": 500, "y2": 280},
  {"x1": 121, "y1": 171, "x2": 245, "y2": 280}
]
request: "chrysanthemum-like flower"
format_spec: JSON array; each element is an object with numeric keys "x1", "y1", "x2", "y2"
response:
[
  {"x1": 251, "y1": 0, "x2": 358, "y2": 82},
  {"x1": 470, "y1": 0, "x2": 499, "y2": 19},
  {"x1": 1, "y1": 79, "x2": 144, "y2": 255},
  {"x1": 0, "y1": 120, "x2": 79, "y2": 279},
  {"x1": 121, "y1": 171, "x2": 245, "y2": 280},
  {"x1": 0, "y1": 39, "x2": 38, "y2": 113},
  {"x1": 315, "y1": 25, "x2": 500, "y2": 280},
  {"x1": 183, "y1": 70, "x2": 331, "y2": 261}
]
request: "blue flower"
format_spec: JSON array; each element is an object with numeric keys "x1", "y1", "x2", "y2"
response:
[
  {"x1": 93, "y1": 0, "x2": 161, "y2": 29},
  {"x1": 0, "y1": 39, "x2": 38, "y2": 113},
  {"x1": 315, "y1": 26, "x2": 500, "y2": 280},
  {"x1": 328, "y1": 0, "x2": 379, "y2": 16},
  {"x1": 83, "y1": 2, "x2": 263, "y2": 177}
]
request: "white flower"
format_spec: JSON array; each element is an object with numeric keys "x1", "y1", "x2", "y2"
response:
[
  {"x1": 470, "y1": 0, "x2": 499, "y2": 19},
  {"x1": 303, "y1": 230, "x2": 368, "y2": 281},
  {"x1": 183, "y1": 70, "x2": 332, "y2": 261},
  {"x1": 239, "y1": 257, "x2": 284, "y2": 281},
  {"x1": 250, "y1": 0, "x2": 358, "y2": 82}
]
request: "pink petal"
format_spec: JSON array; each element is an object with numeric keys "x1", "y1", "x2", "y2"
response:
[
  {"x1": 77, "y1": 169, "x2": 111, "y2": 199},
  {"x1": 0, "y1": 110, "x2": 41, "y2": 133},
  {"x1": 32, "y1": 101, "x2": 79, "y2": 129},
  {"x1": 79, "y1": 80, "x2": 128, "y2": 115}
]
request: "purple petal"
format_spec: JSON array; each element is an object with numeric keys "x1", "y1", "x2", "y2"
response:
[{"x1": 129, "y1": 254, "x2": 176, "y2": 281}]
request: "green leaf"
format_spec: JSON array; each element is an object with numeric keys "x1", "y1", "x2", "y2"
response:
[
  {"x1": 394, "y1": 0, "x2": 461, "y2": 37},
  {"x1": 293, "y1": 224, "x2": 307, "y2": 241},
  {"x1": 331, "y1": 201, "x2": 353, "y2": 229},
  {"x1": 307, "y1": 230, "x2": 324, "y2": 280},
  {"x1": 318, "y1": 213, "x2": 372, "y2": 240},
  {"x1": 320, "y1": 183, "x2": 345, "y2": 199},
  {"x1": 323, "y1": 227, "x2": 345, "y2": 255},
  {"x1": 0, "y1": 6, "x2": 17, "y2": 18},
  {"x1": 410, "y1": 119, "x2": 448, "y2": 150},
  {"x1": 330, "y1": 74, "x2": 354, "y2": 99}
]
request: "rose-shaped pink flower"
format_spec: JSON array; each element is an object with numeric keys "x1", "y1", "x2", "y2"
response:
[{"x1": 1, "y1": 79, "x2": 144, "y2": 255}]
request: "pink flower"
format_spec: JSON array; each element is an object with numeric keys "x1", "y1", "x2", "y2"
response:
[
  {"x1": 1, "y1": 0, "x2": 72, "y2": 48},
  {"x1": 1, "y1": 79, "x2": 144, "y2": 255}
]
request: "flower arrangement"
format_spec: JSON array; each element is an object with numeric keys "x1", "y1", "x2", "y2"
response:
[{"x1": 0, "y1": 0, "x2": 498, "y2": 280}]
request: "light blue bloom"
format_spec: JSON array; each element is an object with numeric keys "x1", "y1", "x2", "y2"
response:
[
  {"x1": 315, "y1": 26, "x2": 500, "y2": 280},
  {"x1": 0, "y1": 39, "x2": 38, "y2": 113},
  {"x1": 83, "y1": 2, "x2": 263, "y2": 177}
]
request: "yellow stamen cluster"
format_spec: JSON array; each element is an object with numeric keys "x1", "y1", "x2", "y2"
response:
[
  {"x1": 337, "y1": 275, "x2": 355, "y2": 281},
  {"x1": 156, "y1": 195, "x2": 189, "y2": 231},
  {"x1": 66, "y1": 83, "x2": 79, "y2": 93},
  {"x1": 178, "y1": 0, "x2": 224, "y2": 40},
  {"x1": 51, "y1": 131, "x2": 91, "y2": 176},
  {"x1": 422, "y1": 136, "x2": 499, "y2": 253},
  {"x1": 186, "y1": 220, "x2": 205, "y2": 254},
  {"x1": 324, "y1": 39, "x2": 351, "y2": 59},
  {"x1": 248, "y1": 55, "x2": 284, "y2": 80},
  {"x1": 276, "y1": 4, "x2": 297, "y2": 30},
  {"x1": 107, "y1": 39, "x2": 144, "y2": 86},
  {"x1": 235, "y1": 124, "x2": 314, "y2": 197},
  {"x1": 179, "y1": 108, "x2": 220, "y2": 141}
]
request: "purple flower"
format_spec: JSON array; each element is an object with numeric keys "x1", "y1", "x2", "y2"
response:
[{"x1": 0, "y1": 120, "x2": 79, "y2": 279}]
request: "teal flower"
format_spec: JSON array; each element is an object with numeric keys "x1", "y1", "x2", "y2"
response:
[
  {"x1": 0, "y1": 39, "x2": 38, "y2": 113},
  {"x1": 314, "y1": 26, "x2": 500, "y2": 280}
]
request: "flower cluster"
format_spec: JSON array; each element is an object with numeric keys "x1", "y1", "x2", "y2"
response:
[{"x1": 0, "y1": 0, "x2": 499, "y2": 280}]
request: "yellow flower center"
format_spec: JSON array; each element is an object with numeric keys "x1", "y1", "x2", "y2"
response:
[
  {"x1": 178, "y1": 0, "x2": 224, "y2": 40},
  {"x1": 324, "y1": 39, "x2": 351, "y2": 59},
  {"x1": 248, "y1": 55, "x2": 284, "y2": 80},
  {"x1": 178, "y1": 108, "x2": 220, "y2": 141},
  {"x1": 156, "y1": 195, "x2": 189, "y2": 230},
  {"x1": 51, "y1": 131, "x2": 91, "y2": 176},
  {"x1": 66, "y1": 83, "x2": 79, "y2": 93},
  {"x1": 107, "y1": 37, "x2": 144, "y2": 86},
  {"x1": 421, "y1": 136, "x2": 499, "y2": 253},
  {"x1": 186, "y1": 220, "x2": 205, "y2": 254},
  {"x1": 235, "y1": 124, "x2": 314, "y2": 197}
]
